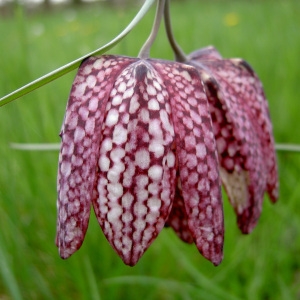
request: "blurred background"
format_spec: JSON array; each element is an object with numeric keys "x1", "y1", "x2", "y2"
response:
[
  {"x1": 0, "y1": 0, "x2": 300, "y2": 299},
  {"x1": 1, "y1": 0, "x2": 142, "y2": 13}
]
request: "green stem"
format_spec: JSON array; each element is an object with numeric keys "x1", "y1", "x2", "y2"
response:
[
  {"x1": 164, "y1": 0, "x2": 187, "y2": 62},
  {"x1": 138, "y1": 0, "x2": 166, "y2": 59},
  {"x1": 9, "y1": 142, "x2": 300, "y2": 153},
  {"x1": 0, "y1": 0, "x2": 156, "y2": 108},
  {"x1": 275, "y1": 143, "x2": 300, "y2": 152}
]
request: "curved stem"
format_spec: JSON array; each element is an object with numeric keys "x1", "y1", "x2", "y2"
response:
[
  {"x1": 164, "y1": 0, "x2": 187, "y2": 62},
  {"x1": 0, "y1": 0, "x2": 156, "y2": 108},
  {"x1": 138, "y1": 0, "x2": 166, "y2": 59}
]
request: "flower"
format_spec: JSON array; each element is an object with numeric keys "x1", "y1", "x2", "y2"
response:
[
  {"x1": 186, "y1": 46, "x2": 279, "y2": 233},
  {"x1": 56, "y1": 55, "x2": 224, "y2": 266},
  {"x1": 56, "y1": 47, "x2": 279, "y2": 266}
]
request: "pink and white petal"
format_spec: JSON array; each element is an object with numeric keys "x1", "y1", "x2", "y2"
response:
[
  {"x1": 229, "y1": 58, "x2": 279, "y2": 202},
  {"x1": 196, "y1": 69, "x2": 260, "y2": 232},
  {"x1": 193, "y1": 58, "x2": 278, "y2": 233},
  {"x1": 56, "y1": 55, "x2": 134, "y2": 258},
  {"x1": 188, "y1": 46, "x2": 223, "y2": 61},
  {"x1": 165, "y1": 175, "x2": 194, "y2": 244},
  {"x1": 93, "y1": 59, "x2": 176, "y2": 266},
  {"x1": 152, "y1": 60, "x2": 224, "y2": 265}
]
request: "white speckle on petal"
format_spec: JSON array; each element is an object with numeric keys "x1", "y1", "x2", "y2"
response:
[
  {"x1": 74, "y1": 127, "x2": 85, "y2": 142},
  {"x1": 118, "y1": 82, "x2": 127, "y2": 93},
  {"x1": 110, "y1": 148, "x2": 126, "y2": 162},
  {"x1": 135, "y1": 149, "x2": 150, "y2": 169},
  {"x1": 99, "y1": 155, "x2": 110, "y2": 172},
  {"x1": 153, "y1": 80, "x2": 162, "y2": 91},
  {"x1": 122, "y1": 211, "x2": 133, "y2": 223},
  {"x1": 107, "y1": 206, "x2": 123, "y2": 223},
  {"x1": 149, "y1": 120, "x2": 163, "y2": 139},
  {"x1": 88, "y1": 97, "x2": 98, "y2": 112},
  {"x1": 147, "y1": 197, "x2": 161, "y2": 212},
  {"x1": 107, "y1": 183, "x2": 124, "y2": 200},
  {"x1": 61, "y1": 161, "x2": 71, "y2": 177},
  {"x1": 147, "y1": 85, "x2": 157, "y2": 96},
  {"x1": 134, "y1": 202, "x2": 147, "y2": 216},
  {"x1": 134, "y1": 219, "x2": 146, "y2": 232},
  {"x1": 123, "y1": 163, "x2": 135, "y2": 187},
  {"x1": 140, "y1": 108, "x2": 150, "y2": 123},
  {"x1": 148, "y1": 99, "x2": 160, "y2": 110},
  {"x1": 129, "y1": 94, "x2": 140, "y2": 114},
  {"x1": 160, "y1": 109, "x2": 173, "y2": 131},
  {"x1": 74, "y1": 83, "x2": 86, "y2": 98},
  {"x1": 146, "y1": 209, "x2": 159, "y2": 224},
  {"x1": 148, "y1": 165, "x2": 163, "y2": 181},
  {"x1": 166, "y1": 151, "x2": 175, "y2": 167},
  {"x1": 182, "y1": 70, "x2": 192, "y2": 82},
  {"x1": 149, "y1": 142, "x2": 164, "y2": 157},
  {"x1": 122, "y1": 192, "x2": 134, "y2": 209},
  {"x1": 196, "y1": 143, "x2": 207, "y2": 159},
  {"x1": 113, "y1": 124, "x2": 127, "y2": 145},
  {"x1": 106, "y1": 109, "x2": 119, "y2": 127},
  {"x1": 85, "y1": 118, "x2": 95, "y2": 135},
  {"x1": 107, "y1": 168, "x2": 121, "y2": 183},
  {"x1": 79, "y1": 106, "x2": 89, "y2": 121},
  {"x1": 112, "y1": 95, "x2": 122, "y2": 106},
  {"x1": 123, "y1": 87, "x2": 134, "y2": 99},
  {"x1": 86, "y1": 75, "x2": 96, "y2": 88}
]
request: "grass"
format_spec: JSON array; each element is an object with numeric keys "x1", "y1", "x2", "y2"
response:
[{"x1": 0, "y1": 0, "x2": 300, "y2": 299}]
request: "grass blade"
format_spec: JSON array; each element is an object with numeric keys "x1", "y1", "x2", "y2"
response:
[
  {"x1": 0, "y1": 236, "x2": 23, "y2": 300},
  {"x1": 9, "y1": 142, "x2": 300, "y2": 153}
]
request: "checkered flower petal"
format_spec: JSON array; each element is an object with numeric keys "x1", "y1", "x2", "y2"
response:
[
  {"x1": 56, "y1": 56, "x2": 134, "y2": 258},
  {"x1": 151, "y1": 60, "x2": 224, "y2": 265},
  {"x1": 188, "y1": 47, "x2": 279, "y2": 233},
  {"x1": 56, "y1": 55, "x2": 224, "y2": 266},
  {"x1": 93, "y1": 59, "x2": 177, "y2": 266}
]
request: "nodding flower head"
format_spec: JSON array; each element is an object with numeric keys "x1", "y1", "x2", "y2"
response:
[
  {"x1": 186, "y1": 46, "x2": 279, "y2": 233},
  {"x1": 56, "y1": 47, "x2": 279, "y2": 266},
  {"x1": 56, "y1": 55, "x2": 224, "y2": 266}
]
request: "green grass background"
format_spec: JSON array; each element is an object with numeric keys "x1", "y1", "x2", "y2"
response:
[{"x1": 0, "y1": 0, "x2": 300, "y2": 299}]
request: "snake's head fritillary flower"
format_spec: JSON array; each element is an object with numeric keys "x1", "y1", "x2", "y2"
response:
[
  {"x1": 186, "y1": 46, "x2": 279, "y2": 233},
  {"x1": 56, "y1": 55, "x2": 224, "y2": 266}
]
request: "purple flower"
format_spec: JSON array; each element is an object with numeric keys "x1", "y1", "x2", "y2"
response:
[
  {"x1": 56, "y1": 55, "x2": 224, "y2": 266},
  {"x1": 186, "y1": 46, "x2": 279, "y2": 233},
  {"x1": 56, "y1": 47, "x2": 279, "y2": 266}
]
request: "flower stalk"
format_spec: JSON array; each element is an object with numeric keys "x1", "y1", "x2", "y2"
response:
[
  {"x1": 138, "y1": 0, "x2": 166, "y2": 59},
  {"x1": 163, "y1": 0, "x2": 187, "y2": 62}
]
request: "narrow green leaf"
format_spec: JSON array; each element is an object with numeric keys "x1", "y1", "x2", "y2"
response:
[
  {"x1": 10, "y1": 143, "x2": 60, "y2": 151},
  {"x1": 275, "y1": 143, "x2": 300, "y2": 152},
  {"x1": 9, "y1": 142, "x2": 300, "y2": 153},
  {"x1": 84, "y1": 256, "x2": 102, "y2": 300},
  {"x1": 0, "y1": 235, "x2": 23, "y2": 300},
  {"x1": 0, "y1": 0, "x2": 156, "y2": 107}
]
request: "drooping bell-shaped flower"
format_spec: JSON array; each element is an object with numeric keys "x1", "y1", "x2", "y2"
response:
[
  {"x1": 56, "y1": 55, "x2": 224, "y2": 266},
  {"x1": 185, "y1": 46, "x2": 279, "y2": 233}
]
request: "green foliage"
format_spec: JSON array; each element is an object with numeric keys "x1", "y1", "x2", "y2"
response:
[{"x1": 0, "y1": 0, "x2": 299, "y2": 299}]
